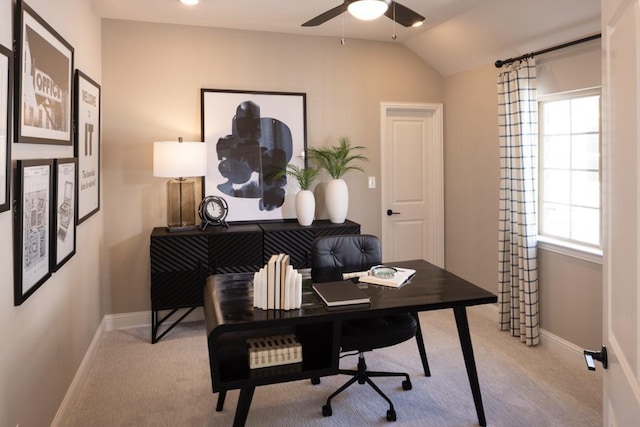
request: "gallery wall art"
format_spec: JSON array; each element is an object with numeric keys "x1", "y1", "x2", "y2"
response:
[
  {"x1": 14, "y1": 0, "x2": 74, "y2": 145},
  {"x1": 0, "y1": 43, "x2": 11, "y2": 213}
]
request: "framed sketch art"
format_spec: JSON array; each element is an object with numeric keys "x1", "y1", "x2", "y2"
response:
[
  {"x1": 52, "y1": 158, "x2": 76, "y2": 271},
  {"x1": 15, "y1": 0, "x2": 74, "y2": 145},
  {"x1": 74, "y1": 70, "x2": 100, "y2": 223},
  {"x1": 201, "y1": 89, "x2": 307, "y2": 222},
  {"x1": 0, "y1": 44, "x2": 12, "y2": 213},
  {"x1": 14, "y1": 159, "x2": 53, "y2": 305}
]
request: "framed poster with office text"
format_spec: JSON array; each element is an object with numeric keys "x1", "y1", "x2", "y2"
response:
[
  {"x1": 201, "y1": 89, "x2": 307, "y2": 222},
  {"x1": 74, "y1": 70, "x2": 100, "y2": 223},
  {"x1": 15, "y1": 0, "x2": 74, "y2": 145},
  {"x1": 14, "y1": 159, "x2": 53, "y2": 305},
  {"x1": 0, "y1": 44, "x2": 12, "y2": 213},
  {"x1": 52, "y1": 158, "x2": 76, "y2": 270}
]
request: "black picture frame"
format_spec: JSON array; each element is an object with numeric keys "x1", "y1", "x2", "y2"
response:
[
  {"x1": 52, "y1": 157, "x2": 76, "y2": 271},
  {"x1": 0, "y1": 43, "x2": 12, "y2": 213},
  {"x1": 14, "y1": 0, "x2": 74, "y2": 145},
  {"x1": 74, "y1": 70, "x2": 100, "y2": 223},
  {"x1": 201, "y1": 89, "x2": 307, "y2": 222},
  {"x1": 14, "y1": 158, "x2": 54, "y2": 305}
]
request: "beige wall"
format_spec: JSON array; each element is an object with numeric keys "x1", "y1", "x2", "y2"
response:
[
  {"x1": 0, "y1": 0, "x2": 103, "y2": 426},
  {"x1": 442, "y1": 45, "x2": 603, "y2": 350},
  {"x1": 100, "y1": 19, "x2": 444, "y2": 315}
]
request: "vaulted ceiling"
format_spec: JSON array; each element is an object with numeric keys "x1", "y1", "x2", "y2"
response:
[{"x1": 91, "y1": 0, "x2": 601, "y2": 76}]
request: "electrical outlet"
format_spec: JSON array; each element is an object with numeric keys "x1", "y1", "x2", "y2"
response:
[{"x1": 368, "y1": 176, "x2": 376, "y2": 189}]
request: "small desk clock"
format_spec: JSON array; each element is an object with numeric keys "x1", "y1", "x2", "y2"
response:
[{"x1": 199, "y1": 195, "x2": 229, "y2": 230}]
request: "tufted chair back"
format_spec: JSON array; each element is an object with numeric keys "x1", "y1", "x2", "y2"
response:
[{"x1": 311, "y1": 235, "x2": 381, "y2": 281}]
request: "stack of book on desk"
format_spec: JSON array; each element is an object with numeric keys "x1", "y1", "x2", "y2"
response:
[
  {"x1": 247, "y1": 334, "x2": 302, "y2": 369},
  {"x1": 253, "y1": 253, "x2": 303, "y2": 310}
]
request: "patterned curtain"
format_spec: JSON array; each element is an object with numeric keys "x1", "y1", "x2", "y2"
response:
[{"x1": 497, "y1": 58, "x2": 540, "y2": 346}]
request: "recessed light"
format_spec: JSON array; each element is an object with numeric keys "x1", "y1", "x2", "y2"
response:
[{"x1": 180, "y1": 0, "x2": 198, "y2": 5}]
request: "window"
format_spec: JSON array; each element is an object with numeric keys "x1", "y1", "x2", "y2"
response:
[{"x1": 538, "y1": 89, "x2": 601, "y2": 255}]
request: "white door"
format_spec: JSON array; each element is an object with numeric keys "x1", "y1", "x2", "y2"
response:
[
  {"x1": 602, "y1": 0, "x2": 640, "y2": 424},
  {"x1": 380, "y1": 102, "x2": 444, "y2": 267}
]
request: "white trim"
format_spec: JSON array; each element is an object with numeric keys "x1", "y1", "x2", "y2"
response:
[
  {"x1": 51, "y1": 316, "x2": 107, "y2": 427},
  {"x1": 537, "y1": 236, "x2": 603, "y2": 264},
  {"x1": 52, "y1": 309, "x2": 205, "y2": 425},
  {"x1": 470, "y1": 304, "x2": 602, "y2": 376}
]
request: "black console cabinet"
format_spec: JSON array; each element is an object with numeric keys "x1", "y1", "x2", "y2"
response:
[{"x1": 149, "y1": 220, "x2": 360, "y2": 342}]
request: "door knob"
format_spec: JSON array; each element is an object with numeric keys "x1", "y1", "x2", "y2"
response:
[
  {"x1": 583, "y1": 345, "x2": 608, "y2": 370},
  {"x1": 386, "y1": 209, "x2": 400, "y2": 216}
]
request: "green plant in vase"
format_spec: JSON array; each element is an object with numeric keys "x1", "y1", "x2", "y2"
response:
[
  {"x1": 277, "y1": 163, "x2": 319, "y2": 226},
  {"x1": 308, "y1": 137, "x2": 368, "y2": 223},
  {"x1": 307, "y1": 137, "x2": 368, "y2": 179}
]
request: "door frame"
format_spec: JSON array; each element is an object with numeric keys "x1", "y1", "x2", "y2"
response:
[{"x1": 380, "y1": 102, "x2": 445, "y2": 266}]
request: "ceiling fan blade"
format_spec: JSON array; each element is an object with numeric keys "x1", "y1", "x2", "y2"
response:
[
  {"x1": 302, "y1": 4, "x2": 346, "y2": 27},
  {"x1": 385, "y1": 1, "x2": 425, "y2": 27}
]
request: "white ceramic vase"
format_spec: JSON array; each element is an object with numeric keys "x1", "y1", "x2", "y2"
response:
[
  {"x1": 295, "y1": 190, "x2": 315, "y2": 226},
  {"x1": 325, "y1": 178, "x2": 348, "y2": 224}
]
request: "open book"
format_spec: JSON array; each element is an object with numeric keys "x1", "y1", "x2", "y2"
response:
[{"x1": 358, "y1": 267, "x2": 416, "y2": 288}]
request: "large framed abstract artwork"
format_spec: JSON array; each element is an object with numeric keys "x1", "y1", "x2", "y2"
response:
[
  {"x1": 14, "y1": 159, "x2": 54, "y2": 305},
  {"x1": 201, "y1": 89, "x2": 307, "y2": 222},
  {"x1": 52, "y1": 157, "x2": 76, "y2": 271},
  {"x1": 15, "y1": 0, "x2": 74, "y2": 145},
  {"x1": 74, "y1": 70, "x2": 100, "y2": 224},
  {"x1": 0, "y1": 43, "x2": 11, "y2": 213}
]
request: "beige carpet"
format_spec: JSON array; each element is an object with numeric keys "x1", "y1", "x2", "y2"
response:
[{"x1": 59, "y1": 307, "x2": 601, "y2": 426}]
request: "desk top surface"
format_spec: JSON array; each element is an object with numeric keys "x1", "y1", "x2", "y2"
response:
[{"x1": 205, "y1": 259, "x2": 497, "y2": 335}]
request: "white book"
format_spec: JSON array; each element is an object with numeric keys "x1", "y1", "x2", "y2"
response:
[
  {"x1": 284, "y1": 265, "x2": 293, "y2": 310},
  {"x1": 295, "y1": 272, "x2": 302, "y2": 309},
  {"x1": 358, "y1": 267, "x2": 416, "y2": 288}
]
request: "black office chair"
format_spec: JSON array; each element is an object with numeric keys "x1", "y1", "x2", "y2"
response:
[{"x1": 311, "y1": 234, "x2": 430, "y2": 421}]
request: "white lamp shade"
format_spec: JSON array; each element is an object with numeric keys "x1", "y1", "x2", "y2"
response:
[
  {"x1": 153, "y1": 141, "x2": 208, "y2": 178},
  {"x1": 348, "y1": 0, "x2": 389, "y2": 21}
]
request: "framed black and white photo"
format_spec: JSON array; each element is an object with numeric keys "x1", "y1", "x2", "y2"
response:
[
  {"x1": 74, "y1": 70, "x2": 100, "y2": 223},
  {"x1": 201, "y1": 89, "x2": 307, "y2": 222},
  {"x1": 0, "y1": 44, "x2": 12, "y2": 213},
  {"x1": 52, "y1": 158, "x2": 76, "y2": 271},
  {"x1": 14, "y1": 159, "x2": 53, "y2": 305},
  {"x1": 15, "y1": 0, "x2": 74, "y2": 145}
]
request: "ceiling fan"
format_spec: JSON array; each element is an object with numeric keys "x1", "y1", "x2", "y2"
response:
[{"x1": 302, "y1": 0, "x2": 425, "y2": 28}]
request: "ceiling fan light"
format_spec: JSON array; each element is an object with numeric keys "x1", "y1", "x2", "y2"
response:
[
  {"x1": 180, "y1": 0, "x2": 198, "y2": 5},
  {"x1": 348, "y1": 0, "x2": 389, "y2": 21},
  {"x1": 412, "y1": 20, "x2": 424, "y2": 28}
]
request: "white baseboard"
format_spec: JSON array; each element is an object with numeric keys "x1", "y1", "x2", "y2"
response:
[
  {"x1": 52, "y1": 308, "x2": 205, "y2": 425},
  {"x1": 51, "y1": 316, "x2": 108, "y2": 427},
  {"x1": 470, "y1": 304, "x2": 601, "y2": 377}
]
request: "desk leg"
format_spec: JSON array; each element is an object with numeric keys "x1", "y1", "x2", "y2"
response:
[
  {"x1": 232, "y1": 386, "x2": 255, "y2": 427},
  {"x1": 453, "y1": 306, "x2": 487, "y2": 427}
]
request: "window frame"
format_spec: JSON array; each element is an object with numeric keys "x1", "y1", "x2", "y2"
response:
[{"x1": 537, "y1": 87, "x2": 603, "y2": 263}]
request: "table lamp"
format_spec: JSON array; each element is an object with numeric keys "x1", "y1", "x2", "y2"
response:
[{"x1": 153, "y1": 138, "x2": 207, "y2": 232}]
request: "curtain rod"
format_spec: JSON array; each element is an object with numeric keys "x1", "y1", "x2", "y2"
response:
[{"x1": 494, "y1": 33, "x2": 601, "y2": 68}]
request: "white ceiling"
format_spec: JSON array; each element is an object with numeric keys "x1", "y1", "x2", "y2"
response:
[{"x1": 91, "y1": 0, "x2": 601, "y2": 76}]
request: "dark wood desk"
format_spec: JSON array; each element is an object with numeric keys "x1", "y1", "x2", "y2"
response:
[{"x1": 204, "y1": 259, "x2": 497, "y2": 426}]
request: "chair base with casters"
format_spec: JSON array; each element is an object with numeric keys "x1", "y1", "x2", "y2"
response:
[
  {"x1": 321, "y1": 310, "x2": 418, "y2": 421},
  {"x1": 321, "y1": 352, "x2": 412, "y2": 422}
]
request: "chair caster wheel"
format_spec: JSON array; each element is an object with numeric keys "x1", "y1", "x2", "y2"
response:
[
  {"x1": 311, "y1": 377, "x2": 321, "y2": 385},
  {"x1": 386, "y1": 409, "x2": 397, "y2": 421},
  {"x1": 402, "y1": 379, "x2": 412, "y2": 390},
  {"x1": 322, "y1": 404, "x2": 333, "y2": 417}
]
